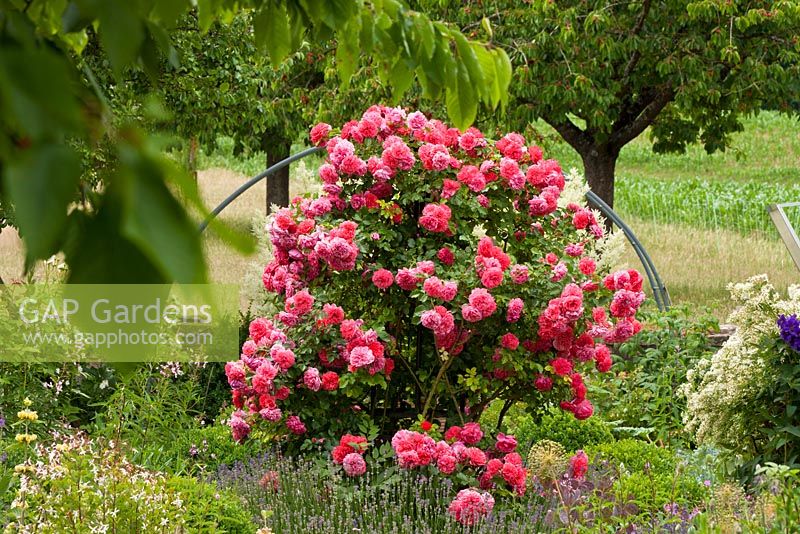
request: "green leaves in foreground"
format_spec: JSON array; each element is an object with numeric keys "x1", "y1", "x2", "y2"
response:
[{"x1": 0, "y1": 0, "x2": 511, "y2": 284}]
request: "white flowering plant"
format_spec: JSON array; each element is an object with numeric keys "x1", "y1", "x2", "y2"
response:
[{"x1": 682, "y1": 275, "x2": 800, "y2": 471}]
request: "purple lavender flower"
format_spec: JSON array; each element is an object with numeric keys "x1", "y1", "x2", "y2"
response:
[
  {"x1": 0, "y1": 415, "x2": 5, "y2": 429},
  {"x1": 778, "y1": 314, "x2": 800, "y2": 353}
]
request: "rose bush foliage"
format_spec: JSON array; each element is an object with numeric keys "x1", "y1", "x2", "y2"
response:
[{"x1": 226, "y1": 106, "x2": 644, "y2": 444}]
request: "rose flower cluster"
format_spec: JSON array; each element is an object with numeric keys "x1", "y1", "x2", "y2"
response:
[{"x1": 226, "y1": 106, "x2": 644, "y2": 446}]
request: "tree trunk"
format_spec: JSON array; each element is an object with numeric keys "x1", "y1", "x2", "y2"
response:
[
  {"x1": 187, "y1": 136, "x2": 199, "y2": 182},
  {"x1": 580, "y1": 146, "x2": 619, "y2": 210},
  {"x1": 263, "y1": 133, "x2": 291, "y2": 214}
]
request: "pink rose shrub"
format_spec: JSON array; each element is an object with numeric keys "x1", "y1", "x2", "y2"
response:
[
  {"x1": 448, "y1": 489, "x2": 495, "y2": 526},
  {"x1": 391, "y1": 423, "x2": 527, "y2": 498},
  {"x1": 226, "y1": 106, "x2": 644, "y2": 445}
]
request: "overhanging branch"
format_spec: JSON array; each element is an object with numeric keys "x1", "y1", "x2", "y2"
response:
[
  {"x1": 609, "y1": 87, "x2": 675, "y2": 149},
  {"x1": 542, "y1": 113, "x2": 592, "y2": 153}
]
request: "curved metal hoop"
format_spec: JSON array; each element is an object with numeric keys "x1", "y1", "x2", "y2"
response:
[
  {"x1": 585, "y1": 191, "x2": 670, "y2": 311},
  {"x1": 201, "y1": 148, "x2": 670, "y2": 311}
]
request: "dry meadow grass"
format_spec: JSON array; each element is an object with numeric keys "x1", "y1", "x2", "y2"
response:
[{"x1": 616, "y1": 216, "x2": 799, "y2": 318}]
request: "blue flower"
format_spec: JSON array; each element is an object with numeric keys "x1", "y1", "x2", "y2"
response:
[{"x1": 777, "y1": 314, "x2": 800, "y2": 353}]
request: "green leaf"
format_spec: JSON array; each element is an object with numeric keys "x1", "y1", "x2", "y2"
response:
[
  {"x1": 414, "y1": 14, "x2": 435, "y2": 60},
  {"x1": 4, "y1": 145, "x2": 80, "y2": 262},
  {"x1": 98, "y1": 2, "x2": 144, "y2": 76},
  {"x1": 63, "y1": 207, "x2": 165, "y2": 284},
  {"x1": 117, "y1": 146, "x2": 207, "y2": 283},
  {"x1": 491, "y1": 48, "x2": 512, "y2": 107},
  {"x1": 196, "y1": 0, "x2": 216, "y2": 32},
  {"x1": 151, "y1": 0, "x2": 191, "y2": 27},
  {"x1": 388, "y1": 56, "x2": 414, "y2": 102},
  {"x1": 453, "y1": 31, "x2": 484, "y2": 89},
  {"x1": 254, "y1": 2, "x2": 292, "y2": 67},
  {"x1": 474, "y1": 45, "x2": 499, "y2": 108},
  {"x1": 0, "y1": 49, "x2": 81, "y2": 140},
  {"x1": 335, "y1": 20, "x2": 361, "y2": 90},
  {"x1": 445, "y1": 61, "x2": 477, "y2": 130}
]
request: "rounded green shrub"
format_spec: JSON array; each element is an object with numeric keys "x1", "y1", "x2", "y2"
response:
[
  {"x1": 587, "y1": 439, "x2": 675, "y2": 475},
  {"x1": 507, "y1": 406, "x2": 615, "y2": 452},
  {"x1": 166, "y1": 475, "x2": 255, "y2": 533},
  {"x1": 588, "y1": 439, "x2": 709, "y2": 510}
]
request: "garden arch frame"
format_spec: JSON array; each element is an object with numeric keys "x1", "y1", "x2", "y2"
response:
[{"x1": 200, "y1": 147, "x2": 671, "y2": 311}]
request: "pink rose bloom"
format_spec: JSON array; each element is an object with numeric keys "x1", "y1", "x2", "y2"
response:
[
  {"x1": 565, "y1": 243, "x2": 584, "y2": 257},
  {"x1": 259, "y1": 407, "x2": 282, "y2": 422},
  {"x1": 463, "y1": 447, "x2": 487, "y2": 466},
  {"x1": 573, "y1": 209, "x2": 593, "y2": 229},
  {"x1": 285, "y1": 415, "x2": 307, "y2": 435},
  {"x1": 573, "y1": 399, "x2": 594, "y2": 420},
  {"x1": 381, "y1": 137, "x2": 416, "y2": 170},
  {"x1": 423, "y1": 276, "x2": 443, "y2": 299},
  {"x1": 225, "y1": 361, "x2": 247, "y2": 388},
  {"x1": 499, "y1": 157, "x2": 520, "y2": 179},
  {"x1": 230, "y1": 410, "x2": 251, "y2": 443},
  {"x1": 534, "y1": 374, "x2": 553, "y2": 391},
  {"x1": 309, "y1": 123, "x2": 332, "y2": 146},
  {"x1": 442, "y1": 179, "x2": 461, "y2": 199},
  {"x1": 477, "y1": 194, "x2": 490, "y2": 208},
  {"x1": 579, "y1": 257, "x2": 597, "y2": 275},
  {"x1": 322, "y1": 303, "x2": 345, "y2": 325},
  {"x1": 510, "y1": 264, "x2": 529, "y2": 284},
  {"x1": 440, "y1": 281, "x2": 458, "y2": 302},
  {"x1": 349, "y1": 346, "x2": 375, "y2": 368},
  {"x1": 448, "y1": 489, "x2": 495, "y2": 526},
  {"x1": 500, "y1": 333, "x2": 519, "y2": 350},
  {"x1": 570, "y1": 450, "x2": 589, "y2": 478},
  {"x1": 506, "y1": 298, "x2": 524, "y2": 323},
  {"x1": 437, "y1": 453, "x2": 458, "y2": 474},
  {"x1": 509, "y1": 173, "x2": 526, "y2": 190},
  {"x1": 496, "y1": 433, "x2": 518, "y2": 453},
  {"x1": 551, "y1": 357, "x2": 573, "y2": 376},
  {"x1": 460, "y1": 422, "x2": 483, "y2": 445},
  {"x1": 343, "y1": 452, "x2": 367, "y2": 476},
  {"x1": 496, "y1": 132, "x2": 526, "y2": 160},
  {"x1": 480, "y1": 267, "x2": 504, "y2": 289},
  {"x1": 468, "y1": 288, "x2": 497, "y2": 318},
  {"x1": 444, "y1": 426, "x2": 462, "y2": 442},
  {"x1": 372, "y1": 268, "x2": 394, "y2": 290},
  {"x1": 241, "y1": 340, "x2": 257, "y2": 357},
  {"x1": 461, "y1": 304, "x2": 483, "y2": 323},
  {"x1": 339, "y1": 154, "x2": 367, "y2": 176},
  {"x1": 437, "y1": 247, "x2": 455, "y2": 266},
  {"x1": 407, "y1": 110, "x2": 428, "y2": 130},
  {"x1": 610, "y1": 289, "x2": 646, "y2": 318},
  {"x1": 550, "y1": 262, "x2": 568, "y2": 282},
  {"x1": 303, "y1": 367, "x2": 322, "y2": 391},
  {"x1": 340, "y1": 319, "x2": 362, "y2": 340},
  {"x1": 595, "y1": 344, "x2": 613, "y2": 373},
  {"x1": 395, "y1": 268, "x2": 420, "y2": 290},
  {"x1": 321, "y1": 371, "x2": 340, "y2": 391},
  {"x1": 416, "y1": 260, "x2": 436, "y2": 275},
  {"x1": 419, "y1": 203, "x2": 451, "y2": 233},
  {"x1": 285, "y1": 289, "x2": 314, "y2": 316},
  {"x1": 271, "y1": 346, "x2": 296, "y2": 371},
  {"x1": 457, "y1": 165, "x2": 487, "y2": 192}
]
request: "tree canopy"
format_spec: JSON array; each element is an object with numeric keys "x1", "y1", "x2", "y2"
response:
[
  {"x1": 0, "y1": 0, "x2": 511, "y2": 283},
  {"x1": 417, "y1": 0, "x2": 800, "y2": 206}
]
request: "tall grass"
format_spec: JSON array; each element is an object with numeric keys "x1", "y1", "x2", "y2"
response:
[{"x1": 615, "y1": 176, "x2": 800, "y2": 238}]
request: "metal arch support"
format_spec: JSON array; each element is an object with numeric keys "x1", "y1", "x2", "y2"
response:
[
  {"x1": 586, "y1": 190, "x2": 671, "y2": 311},
  {"x1": 198, "y1": 146, "x2": 325, "y2": 233},
  {"x1": 200, "y1": 147, "x2": 670, "y2": 311}
]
